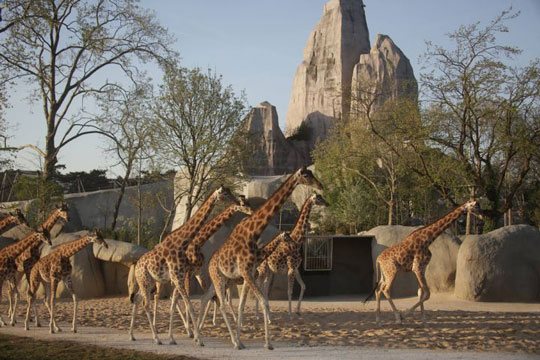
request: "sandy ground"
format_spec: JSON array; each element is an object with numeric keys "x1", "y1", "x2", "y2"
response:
[{"x1": 1, "y1": 293, "x2": 539, "y2": 359}]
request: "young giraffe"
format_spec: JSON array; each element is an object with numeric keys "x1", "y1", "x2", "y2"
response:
[
  {"x1": 168, "y1": 195, "x2": 254, "y2": 340},
  {"x1": 128, "y1": 185, "x2": 237, "y2": 345},
  {"x1": 371, "y1": 198, "x2": 481, "y2": 325},
  {"x1": 0, "y1": 209, "x2": 28, "y2": 234},
  {"x1": 10, "y1": 203, "x2": 70, "y2": 320},
  {"x1": 198, "y1": 167, "x2": 323, "y2": 350},
  {"x1": 0, "y1": 227, "x2": 51, "y2": 326},
  {"x1": 255, "y1": 193, "x2": 328, "y2": 318},
  {"x1": 24, "y1": 230, "x2": 108, "y2": 333}
]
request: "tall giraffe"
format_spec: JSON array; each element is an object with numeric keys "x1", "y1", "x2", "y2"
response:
[
  {"x1": 165, "y1": 195, "x2": 254, "y2": 343},
  {"x1": 371, "y1": 198, "x2": 481, "y2": 325},
  {"x1": 198, "y1": 167, "x2": 323, "y2": 350},
  {"x1": 24, "y1": 230, "x2": 108, "y2": 334},
  {"x1": 0, "y1": 228, "x2": 51, "y2": 326},
  {"x1": 0, "y1": 209, "x2": 28, "y2": 234},
  {"x1": 9, "y1": 203, "x2": 70, "y2": 321},
  {"x1": 128, "y1": 185, "x2": 237, "y2": 345},
  {"x1": 256, "y1": 193, "x2": 328, "y2": 318}
]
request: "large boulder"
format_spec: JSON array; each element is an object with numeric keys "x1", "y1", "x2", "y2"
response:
[
  {"x1": 0, "y1": 224, "x2": 33, "y2": 250},
  {"x1": 93, "y1": 239, "x2": 148, "y2": 295},
  {"x1": 455, "y1": 225, "x2": 540, "y2": 302},
  {"x1": 365, "y1": 225, "x2": 461, "y2": 297}
]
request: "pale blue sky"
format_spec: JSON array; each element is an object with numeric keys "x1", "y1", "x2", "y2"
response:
[{"x1": 7, "y1": 0, "x2": 540, "y2": 175}]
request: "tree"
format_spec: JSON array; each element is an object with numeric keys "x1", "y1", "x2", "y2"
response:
[
  {"x1": 152, "y1": 65, "x2": 249, "y2": 222},
  {"x1": 96, "y1": 79, "x2": 154, "y2": 231},
  {"x1": 0, "y1": 0, "x2": 174, "y2": 181},
  {"x1": 418, "y1": 9, "x2": 540, "y2": 231}
]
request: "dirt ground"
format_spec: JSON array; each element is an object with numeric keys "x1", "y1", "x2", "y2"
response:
[{"x1": 1, "y1": 293, "x2": 539, "y2": 359}]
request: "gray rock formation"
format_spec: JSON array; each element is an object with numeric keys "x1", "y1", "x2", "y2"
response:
[
  {"x1": 352, "y1": 34, "x2": 417, "y2": 110},
  {"x1": 455, "y1": 225, "x2": 540, "y2": 302},
  {"x1": 285, "y1": 0, "x2": 370, "y2": 145},
  {"x1": 365, "y1": 225, "x2": 461, "y2": 297},
  {"x1": 244, "y1": 102, "x2": 308, "y2": 175}
]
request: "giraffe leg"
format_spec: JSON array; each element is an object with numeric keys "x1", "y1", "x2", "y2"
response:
[
  {"x1": 0, "y1": 279, "x2": 7, "y2": 327},
  {"x1": 24, "y1": 286, "x2": 35, "y2": 331},
  {"x1": 49, "y1": 279, "x2": 61, "y2": 333},
  {"x1": 262, "y1": 273, "x2": 273, "y2": 324},
  {"x1": 64, "y1": 276, "x2": 78, "y2": 333},
  {"x1": 375, "y1": 280, "x2": 383, "y2": 326},
  {"x1": 128, "y1": 294, "x2": 139, "y2": 341},
  {"x1": 287, "y1": 269, "x2": 295, "y2": 318},
  {"x1": 211, "y1": 271, "x2": 244, "y2": 350},
  {"x1": 141, "y1": 281, "x2": 162, "y2": 345},
  {"x1": 197, "y1": 284, "x2": 215, "y2": 333},
  {"x1": 380, "y1": 270, "x2": 402, "y2": 325},
  {"x1": 152, "y1": 282, "x2": 160, "y2": 328},
  {"x1": 225, "y1": 284, "x2": 237, "y2": 323},
  {"x1": 403, "y1": 268, "x2": 430, "y2": 321},
  {"x1": 169, "y1": 268, "x2": 203, "y2": 346},
  {"x1": 294, "y1": 268, "x2": 306, "y2": 315},
  {"x1": 242, "y1": 273, "x2": 273, "y2": 350},
  {"x1": 7, "y1": 277, "x2": 18, "y2": 326},
  {"x1": 237, "y1": 279, "x2": 249, "y2": 328}
]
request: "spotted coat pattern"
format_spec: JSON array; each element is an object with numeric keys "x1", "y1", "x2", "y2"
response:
[
  {"x1": 128, "y1": 186, "x2": 237, "y2": 345},
  {"x1": 0, "y1": 209, "x2": 28, "y2": 234},
  {"x1": 374, "y1": 199, "x2": 480, "y2": 325},
  {"x1": 24, "y1": 230, "x2": 107, "y2": 333},
  {"x1": 198, "y1": 167, "x2": 323, "y2": 350},
  {"x1": 0, "y1": 228, "x2": 51, "y2": 326}
]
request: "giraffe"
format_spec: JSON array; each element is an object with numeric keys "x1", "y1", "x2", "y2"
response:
[
  {"x1": 0, "y1": 227, "x2": 51, "y2": 326},
  {"x1": 10, "y1": 202, "x2": 70, "y2": 320},
  {"x1": 200, "y1": 231, "x2": 294, "y2": 328},
  {"x1": 256, "y1": 193, "x2": 328, "y2": 318},
  {"x1": 24, "y1": 230, "x2": 108, "y2": 334},
  {"x1": 198, "y1": 167, "x2": 323, "y2": 350},
  {"x1": 166, "y1": 195, "x2": 254, "y2": 341},
  {"x1": 128, "y1": 185, "x2": 238, "y2": 345},
  {"x1": 0, "y1": 209, "x2": 28, "y2": 234},
  {"x1": 370, "y1": 198, "x2": 481, "y2": 325}
]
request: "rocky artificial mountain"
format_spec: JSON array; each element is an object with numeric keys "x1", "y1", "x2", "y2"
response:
[{"x1": 245, "y1": 0, "x2": 418, "y2": 176}]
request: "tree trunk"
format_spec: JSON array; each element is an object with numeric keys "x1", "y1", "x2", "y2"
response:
[{"x1": 111, "y1": 159, "x2": 134, "y2": 231}]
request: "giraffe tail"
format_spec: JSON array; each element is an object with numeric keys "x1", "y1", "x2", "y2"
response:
[
  {"x1": 127, "y1": 262, "x2": 138, "y2": 303},
  {"x1": 363, "y1": 259, "x2": 380, "y2": 303}
]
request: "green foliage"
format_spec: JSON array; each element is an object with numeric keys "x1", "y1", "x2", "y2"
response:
[
  {"x1": 54, "y1": 169, "x2": 111, "y2": 193},
  {"x1": 13, "y1": 176, "x2": 63, "y2": 227},
  {"x1": 287, "y1": 122, "x2": 312, "y2": 142}
]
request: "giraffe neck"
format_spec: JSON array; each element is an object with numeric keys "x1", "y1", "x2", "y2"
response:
[
  {"x1": 289, "y1": 198, "x2": 315, "y2": 242},
  {"x1": 3, "y1": 233, "x2": 42, "y2": 259},
  {"x1": 0, "y1": 216, "x2": 17, "y2": 231},
  {"x1": 248, "y1": 173, "x2": 300, "y2": 237},
  {"x1": 257, "y1": 233, "x2": 286, "y2": 262},
  {"x1": 59, "y1": 235, "x2": 91, "y2": 258},
  {"x1": 187, "y1": 204, "x2": 237, "y2": 259},
  {"x1": 41, "y1": 210, "x2": 62, "y2": 232},
  {"x1": 163, "y1": 191, "x2": 219, "y2": 246},
  {"x1": 415, "y1": 202, "x2": 469, "y2": 247}
]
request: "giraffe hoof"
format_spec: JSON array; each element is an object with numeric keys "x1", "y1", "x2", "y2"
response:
[
  {"x1": 196, "y1": 338, "x2": 204, "y2": 347},
  {"x1": 129, "y1": 336, "x2": 136, "y2": 341},
  {"x1": 155, "y1": 339, "x2": 162, "y2": 345},
  {"x1": 36, "y1": 323, "x2": 41, "y2": 328},
  {"x1": 169, "y1": 339, "x2": 177, "y2": 345},
  {"x1": 265, "y1": 343, "x2": 274, "y2": 350},
  {"x1": 72, "y1": 328, "x2": 77, "y2": 333}
]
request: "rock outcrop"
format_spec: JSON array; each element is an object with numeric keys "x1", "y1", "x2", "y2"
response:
[
  {"x1": 352, "y1": 34, "x2": 417, "y2": 110},
  {"x1": 244, "y1": 102, "x2": 308, "y2": 175},
  {"x1": 365, "y1": 225, "x2": 461, "y2": 297},
  {"x1": 455, "y1": 225, "x2": 540, "y2": 302},
  {"x1": 285, "y1": 0, "x2": 370, "y2": 147}
]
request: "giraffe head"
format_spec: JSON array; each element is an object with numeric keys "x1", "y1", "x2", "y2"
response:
[
  {"x1": 214, "y1": 185, "x2": 238, "y2": 204},
  {"x1": 36, "y1": 227, "x2": 52, "y2": 246},
  {"x1": 277, "y1": 231, "x2": 293, "y2": 245},
  {"x1": 88, "y1": 229, "x2": 108, "y2": 249},
  {"x1": 311, "y1": 193, "x2": 329, "y2": 207},
  {"x1": 296, "y1": 167, "x2": 323, "y2": 191},
  {"x1": 11, "y1": 208, "x2": 29, "y2": 226},
  {"x1": 464, "y1": 198, "x2": 483, "y2": 220},
  {"x1": 55, "y1": 202, "x2": 70, "y2": 223},
  {"x1": 234, "y1": 195, "x2": 254, "y2": 216}
]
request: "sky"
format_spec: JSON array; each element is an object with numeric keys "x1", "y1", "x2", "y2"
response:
[{"x1": 6, "y1": 0, "x2": 540, "y2": 176}]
